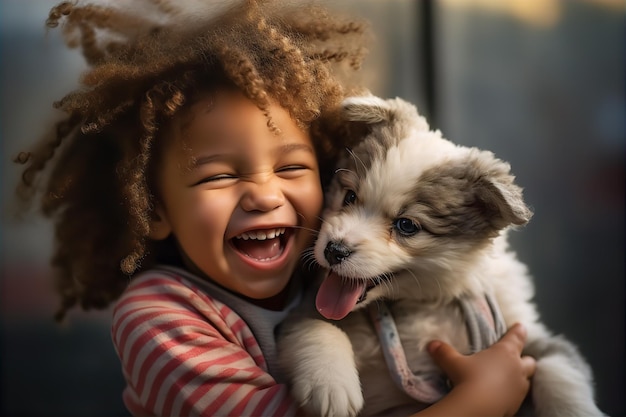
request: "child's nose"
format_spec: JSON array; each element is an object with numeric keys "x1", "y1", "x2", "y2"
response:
[{"x1": 240, "y1": 175, "x2": 285, "y2": 212}]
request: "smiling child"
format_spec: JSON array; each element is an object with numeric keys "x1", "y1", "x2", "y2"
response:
[{"x1": 15, "y1": 1, "x2": 534, "y2": 416}]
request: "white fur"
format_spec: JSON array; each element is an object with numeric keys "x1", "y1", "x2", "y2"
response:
[
  {"x1": 279, "y1": 318, "x2": 364, "y2": 416},
  {"x1": 278, "y1": 96, "x2": 604, "y2": 417}
]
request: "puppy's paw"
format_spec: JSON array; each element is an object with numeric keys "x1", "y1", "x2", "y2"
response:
[
  {"x1": 292, "y1": 364, "x2": 363, "y2": 417},
  {"x1": 279, "y1": 319, "x2": 363, "y2": 416}
]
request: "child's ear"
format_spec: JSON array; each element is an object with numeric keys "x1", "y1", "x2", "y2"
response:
[{"x1": 149, "y1": 204, "x2": 172, "y2": 240}]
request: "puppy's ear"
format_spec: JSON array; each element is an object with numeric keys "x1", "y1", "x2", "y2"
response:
[
  {"x1": 341, "y1": 95, "x2": 393, "y2": 124},
  {"x1": 471, "y1": 151, "x2": 533, "y2": 228},
  {"x1": 418, "y1": 151, "x2": 532, "y2": 237},
  {"x1": 341, "y1": 96, "x2": 431, "y2": 134}
]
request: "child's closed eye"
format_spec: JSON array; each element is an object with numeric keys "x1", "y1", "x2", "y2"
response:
[
  {"x1": 193, "y1": 174, "x2": 238, "y2": 186},
  {"x1": 276, "y1": 165, "x2": 309, "y2": 178}
]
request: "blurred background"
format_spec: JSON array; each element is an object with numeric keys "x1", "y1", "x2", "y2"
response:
[{"x1": 1, "y1": 0, "x2": 623, "y2": 416}]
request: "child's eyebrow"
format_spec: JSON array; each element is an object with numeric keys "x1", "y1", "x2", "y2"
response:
[
  {"x1": 275, "y1": 143, "x2": 315, "y2": 156},
  {"x1": 188, "y1": 143, "x2": 315, "y2": 170},
  {"x1": 189, "y1": 154, "x2": 227, "y2": 169}
]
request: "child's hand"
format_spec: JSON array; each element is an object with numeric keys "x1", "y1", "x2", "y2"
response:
[{"x1": 426, "y1": 323, "x2": 536, "y2": 417}]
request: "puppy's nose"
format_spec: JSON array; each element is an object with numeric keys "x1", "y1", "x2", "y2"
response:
[{"x1": 324, "y1": 241, "x2": 352, "y2": 265}]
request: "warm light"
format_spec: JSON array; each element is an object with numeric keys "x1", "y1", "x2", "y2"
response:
[{"x1": 441, "y1": 0, "x2": 624, "y2": 28}]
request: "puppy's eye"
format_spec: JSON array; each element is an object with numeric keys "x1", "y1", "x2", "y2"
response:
[
  {"x1": 393, "y1": 218, "x2": 421, "y2": 236},
  {"x1": 343, "y1": 190, "x2": 357, "y2": 206}
]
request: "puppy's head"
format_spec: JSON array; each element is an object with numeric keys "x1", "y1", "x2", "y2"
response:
[{"x1": 314, "y1": 96, "x2": 532, "y2": 320}]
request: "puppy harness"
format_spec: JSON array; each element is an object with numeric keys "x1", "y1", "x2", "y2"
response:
[{"x1": 369, "y1": 294, "x2": 507, "y2": 404}]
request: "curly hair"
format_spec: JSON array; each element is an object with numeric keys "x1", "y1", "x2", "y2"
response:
[{"x1": 15, "y1": 0, "x2": 370, "y2": 321}]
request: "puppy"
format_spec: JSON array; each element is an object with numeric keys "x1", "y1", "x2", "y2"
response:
[{"x1": 278, "y1": 96, "x2": 603, "y2": 417}]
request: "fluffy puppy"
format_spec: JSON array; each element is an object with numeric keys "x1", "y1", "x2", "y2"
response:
[{"x1": 278, "y1": 96, "x2": 603, "y2": 417}]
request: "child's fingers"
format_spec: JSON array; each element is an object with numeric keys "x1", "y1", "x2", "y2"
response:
[
  {"x1": 427, "y1": 340, "x2": 464, "y2": 377},
  {"x1": 521, "y1": 355, "x2": 537, "y2": 378},
  {"x1": 499, "y1": 323, "x2": 528, "y2": 355},
  {"x1": 501, "y1": 324, "x2": 536, "y2": 379},
  {"x1": 427, "y1": 340, "x2": 460, "y2": 360}
]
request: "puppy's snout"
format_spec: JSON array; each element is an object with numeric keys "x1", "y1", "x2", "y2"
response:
[{"x1": 324, "y1": 241, "x2": 352, "y2": 265}]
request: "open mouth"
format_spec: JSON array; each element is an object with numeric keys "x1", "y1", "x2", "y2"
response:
[
  {"x1": 316, "y1": 270, "x2": 392, "y2": 321},
  {"x1": 231, "y1": 227, "x2": 290, "y2": 262},
  {"x1": 358, "y1": 275, "x2": 388, "y2": 303}
]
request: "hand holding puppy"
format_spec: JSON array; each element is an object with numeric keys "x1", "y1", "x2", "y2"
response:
[{"x1": 423, "y1": 323, "x2": 536, "y2": 417}]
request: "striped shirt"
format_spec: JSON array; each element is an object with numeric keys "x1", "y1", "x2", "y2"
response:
[{"x1": 111, "y1": 266, "x2": 299, "y2": 416}]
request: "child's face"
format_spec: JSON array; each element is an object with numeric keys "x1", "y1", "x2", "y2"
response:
[{"x1": 150, "y1": 89, "x2": 323, "y2": 303}]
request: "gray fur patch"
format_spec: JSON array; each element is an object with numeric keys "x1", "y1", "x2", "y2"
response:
[
  {"x1": 524, "y1": 335, "x2": 593, "y2": 382},
  {"x1": 328, "y1": 128, "x2": 399, "y2": 210},
  {"x1": 334, "y1": 96, "x2": 426, "y2": 185},
  {"x1": 408, "y1": 149, "x2": 532, "y2": 239}
]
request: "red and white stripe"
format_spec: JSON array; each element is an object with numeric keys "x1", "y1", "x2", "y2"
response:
[{"x1": 111, "y1": 272, "x2": 297, "y2": 416}]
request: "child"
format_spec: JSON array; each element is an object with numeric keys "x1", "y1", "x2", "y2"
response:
[{"x1": 15, "y1": 1, "x2": 535, "y2": 416}]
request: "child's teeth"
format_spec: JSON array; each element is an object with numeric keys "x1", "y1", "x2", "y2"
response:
[{"x1": 236, "y1": 228, "x2": 285, "y2": 240}]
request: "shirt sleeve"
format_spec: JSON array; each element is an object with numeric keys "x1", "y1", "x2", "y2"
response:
[{"x1": 111, "y1": 274, "x2": 298, "y2": 417}]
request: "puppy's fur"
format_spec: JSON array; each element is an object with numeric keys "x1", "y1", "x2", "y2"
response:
[{"x1": 278, "y1": 96, "x2": 603, "y2": 417}]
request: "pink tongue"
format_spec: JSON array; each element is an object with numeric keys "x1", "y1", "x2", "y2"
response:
[
  {"x1": 316, "y1": 271, "x2": 366, "y2": 320},
  {"x1": 236, "y1": 238, "x2": 281, "y2": 260}
]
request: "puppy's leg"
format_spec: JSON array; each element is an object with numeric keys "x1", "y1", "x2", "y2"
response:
[
  {"x1": 496, "y1": 289, "x2": 604, "y2": 416},
  {"x1": 524, "y1": 334, "x2": 605, "y2": 417},
  {"x1": 488, "y1": 238, "x2": 604, "y2": 415},
  {"x1": 278, "y1": 318, "x2": 363, "y2": 417},
  {"x1": 498, "y1": 296, "x2": 604, "y2": 415}
]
